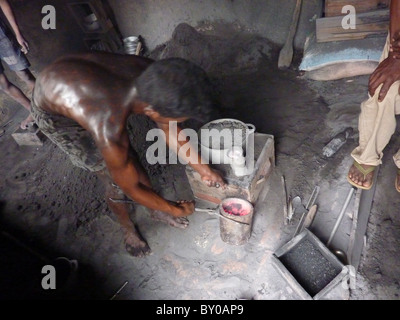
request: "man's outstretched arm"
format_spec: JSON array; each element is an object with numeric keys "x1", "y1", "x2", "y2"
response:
[
  {"x1": 158, "y1": 122, "x2": 226, "y2": 188},
  {"x1": 99, "y1": 135, "x2": 194, "y2": 217}
]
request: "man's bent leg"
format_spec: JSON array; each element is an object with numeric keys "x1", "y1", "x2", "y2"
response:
[{"x1": 97, "y1": 168, "x2": 151, "y2": 257}]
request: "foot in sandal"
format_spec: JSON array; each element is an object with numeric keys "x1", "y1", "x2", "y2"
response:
[
  {"x1": 347, "y1": 161, "x2": 376, "y2": 190},
  {"x1": 396, "y1": 168, "x2": 400, "y2": 193}
]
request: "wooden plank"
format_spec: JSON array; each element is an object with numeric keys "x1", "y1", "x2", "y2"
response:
[
  {"x1": 316, "y1": 9, "x2": 389, "y2": 43},
  {"x1": 325, "y1": 0, "x2": 390, "y2": 17}
]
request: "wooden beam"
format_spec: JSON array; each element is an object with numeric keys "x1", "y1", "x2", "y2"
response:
[
  {"x1": 325, "y1": 0, "x2": 390, "y2": 17},
  {"x1": 316, "y1": 9, "x2": 389, "y2": 43}
]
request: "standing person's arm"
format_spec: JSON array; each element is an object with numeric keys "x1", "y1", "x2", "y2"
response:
[
  {"x1": 0, "y1": 0, "x2": 28, "y2": 53},
  {"x1": 368, "y1": 0, "x2": 400, "y2": 101},
  {"x1": 390, "y1": 0, "x2": 400, "y2": 43}
]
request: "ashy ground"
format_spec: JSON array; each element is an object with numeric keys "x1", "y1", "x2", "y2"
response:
[{"x1": 0, "y1": 23, "x2": 399, "y2": 300}]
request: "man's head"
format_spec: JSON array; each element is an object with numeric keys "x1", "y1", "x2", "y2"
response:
[{"x1": 136, "y1": 58, "x2": 217, "y2": 124}]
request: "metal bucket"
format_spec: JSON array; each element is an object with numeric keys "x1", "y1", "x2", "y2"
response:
[
  {"x1": 199, "y1": 118, "x2": 256, "y2": 164},
  {"x1": 219, "y1": 198, "x2": 254, "y2": 245}
]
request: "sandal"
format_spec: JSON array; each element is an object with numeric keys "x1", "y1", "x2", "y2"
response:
[
  {"x1": 396, "y1": 168, "x2": 400, "y2": 193},
  {"x1": 347, "y1": 161, "x2": 376, "y2": 190}
]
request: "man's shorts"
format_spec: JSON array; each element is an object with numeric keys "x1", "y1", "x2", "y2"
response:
[
  {"x1": 31, "y1": 101, "x2": 106, "y2": 172},
  {"x1": 0, "y1": 35, "x2": 30, "y2": 73}
]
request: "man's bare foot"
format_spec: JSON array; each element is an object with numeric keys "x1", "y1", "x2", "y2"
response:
[
  {"x1": 347, "y1": 161, "x2": 376, "y2": 190},
  {"x1": 151, "y1": 210, "x2": 190, "y2": 229},
  {"x1": 124, "y1": 231, "x2": 151, "y2": 257},
  {"x1": 20, "y1": 114, "x2": 35, "y2": 130}
]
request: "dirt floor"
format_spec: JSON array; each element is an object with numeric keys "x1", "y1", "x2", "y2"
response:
[{"x1": 0, "y1": 23, "x2": 399, "y2": 300}]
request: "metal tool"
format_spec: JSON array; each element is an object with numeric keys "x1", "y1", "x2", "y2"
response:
[
  {"x1": 282, "y1": 175, "x2": 289, "y2": 225},
  {"x1": 109, "y1": 198, "x2": 136, "y2": 204},
  {"x1": 110, "y1": 281, "x2": 128, "y2": 300},
  {"x1": 292, "y1": 196, "x2": 307, "y2": 213},
  {"x1": 287, "y1": 196, "x2": 306, "y2": 224},
  {"x1": 305, "y1": 186, "x2": 320, "y2": 210},
  {"x1": 293, "y1": 186, "x2": 320, "y2": 238},
  {"x1": 196, "y1": 207, "x2": 250, "y2": 226},
  {"x1": 1, "y1": 120, "x2": 12, "y2": 129},
  {"x1": 327, "y1": 187, "x2": 355, "y2": 247}
]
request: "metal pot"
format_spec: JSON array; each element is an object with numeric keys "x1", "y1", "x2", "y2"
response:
[{"x1": 198, "y1": 118, "x2": 255, "y2": 164}]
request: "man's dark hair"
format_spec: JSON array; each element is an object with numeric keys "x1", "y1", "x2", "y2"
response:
[{"x1": 136, "y1": 58, "x2": 216, "y2": 121}]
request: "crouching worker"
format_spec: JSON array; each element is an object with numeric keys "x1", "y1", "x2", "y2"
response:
[{"x1": 32, "y1": 53, "x2": 225, "y2": 257}]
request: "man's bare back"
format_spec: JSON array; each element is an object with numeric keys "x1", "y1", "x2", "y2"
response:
[{"x1": 31, "y1": 53, "x2": 225, "y2": 256}]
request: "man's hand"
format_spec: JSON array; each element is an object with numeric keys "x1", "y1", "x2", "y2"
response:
[
  {"x1": 173, "y1": 200, "x2": 195, "y2": 217},
  {"x1": 16, "y1": 34, "x2": 28, "y2": 54},
  {"x1": 391, "y1": 31, "x2": 400, "y2": 58},
  {"x1": 201, "y1": 168, "x2": 226, "y2": 189},
  {"x1": 368, "y1": 54, "x2": 400, "y2": 102}
]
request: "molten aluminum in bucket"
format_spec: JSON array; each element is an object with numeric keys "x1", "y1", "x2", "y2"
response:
[{"x1": 219, "y1": 198, "x2": 254, "y2": 245}]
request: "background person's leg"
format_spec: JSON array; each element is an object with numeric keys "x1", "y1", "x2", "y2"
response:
[
  {"x1": 0, "y1": 72, "x2": 33, "y2": 129},
  {"x1": 15, "y1": 68, "x2": 35, "y2": 94}
]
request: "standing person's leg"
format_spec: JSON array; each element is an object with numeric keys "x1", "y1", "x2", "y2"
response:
[
  {"x1": 391, "y1": 93, "x2": 400, "y2": 192},
  {"x1": 0, "y1": 71, "x2": 33, "y2": 129},
  {"x1": 0, "y1": 36, "x2": 34, "y2": 129},
  {"x1": 15, "y1": 68, "x2": 35, "y2": 94}
]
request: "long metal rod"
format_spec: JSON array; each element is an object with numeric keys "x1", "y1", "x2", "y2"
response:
[
  {"x1": 327, "y1": 187, "x2": 355, "y2": 247},
  {"x1": 195, "y1": 208, "x2": 250, "y2": 226}
]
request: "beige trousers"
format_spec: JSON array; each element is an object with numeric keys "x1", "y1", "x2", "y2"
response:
[{"x1": 351, "y1": 35, "x2": 400, "y2": 168}]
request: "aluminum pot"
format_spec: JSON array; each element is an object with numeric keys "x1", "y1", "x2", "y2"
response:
[{"x1": 198, "y1": 118, "x2": 255, "y2": 164}]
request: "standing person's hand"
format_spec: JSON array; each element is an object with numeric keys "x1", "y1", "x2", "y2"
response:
[
  {"x1": 390, "y1": 31, "x2": 400, "y2": 58},
  {"x1": 16, "y1": 34, "x2": 28, "y2": 54},
  {"x1": 368, "y1": 55, "x2": 400, "y2": 101}
]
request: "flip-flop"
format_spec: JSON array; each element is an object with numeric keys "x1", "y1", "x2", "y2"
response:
[
  {"x1": 347, "y1": 161, "x2": 376, "y2": 191},
  {"x1": 395, "y1": 168, "x2": 400, "y2": 193}
]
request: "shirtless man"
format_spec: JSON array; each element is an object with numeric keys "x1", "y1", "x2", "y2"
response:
[
  {"x1": 347, "y1": 0, "x2": 400, "y2": 191},
  {"x1": 0, "y1": 0, "x2": 35, "y2": 129},
  {"x1": 31, "y1": 52, "x2": 226, "y2": 257}
]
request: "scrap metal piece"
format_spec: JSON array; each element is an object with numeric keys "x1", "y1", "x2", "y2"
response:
[
  {"x1": 282, "y1": 175, "x2": 289, "y2": 225},
  {"x1": 287, "y1": 197, "x2": 294, "y2": 223},
  {"x1": 305, "y1": 186, "x2": 320, "y2": 210},
  {"x1": 327, "y1": 187, "x2": 355, "y2": 247},
  {"x1": 110, "y1": 281, "x2": 128, "y2": 300},
  {"x1": 108, "y1": 198, "x2": 136, "y2": 204}
]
